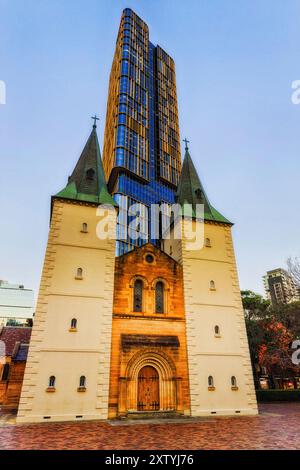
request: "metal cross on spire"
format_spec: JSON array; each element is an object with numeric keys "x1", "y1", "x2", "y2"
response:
[
  {"x1": 91, "y1": 114, "x2": 100, "y2": 128},
  {"x1": 183, "y1": 138, "x2": 190, "y2": 151}
]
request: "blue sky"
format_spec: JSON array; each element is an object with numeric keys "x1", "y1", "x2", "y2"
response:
[{"x1": 1, "y1": 0, "x2": 299, "y2": 297}]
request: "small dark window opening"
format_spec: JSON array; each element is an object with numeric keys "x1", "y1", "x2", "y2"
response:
[
  {"x1": 76, "y1": 268, "x2": 83, "y2": 278},
  {"x1": 214, "y1": 325, "x2": 220, "y2": 335},
  {"x1": 208, "y1": 376, "x2": 214, "y2": 387},
  {"x1": 205, "y1": 238, "x2": 211, "y2": 247},
  {"x1": 71, "y1": 318, "x2": 77, "y2": 329},
  {"x1": 79, "y1": 376, "x2": 86, "y2": 388},
  {"x1": 49, "y1": 376, "x2": 56, "y2": 388},
  {"x1": 195, "y1": 188, "x2": 202, "y2": 199},
  {"x1": 155, "y1": 281, "x2": 164, "y2": 314},
  {"x1": 86, "y1": 168, "x2": 95, "y2": 180},
  {"x1": 231, "y1": 376, "x2": 237, "y2": 387},
  {"x1": 1, "y1": 364, "x2": 10, "y2": 381},
  {"x1": 133, "y1": 279, "x2": 143, "y2": 312},
  {"x1": 145, "y1": 254, "x2": 154, "y2": 263}
]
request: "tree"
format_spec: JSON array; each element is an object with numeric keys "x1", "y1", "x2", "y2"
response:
[
  {"x1": 287, "y1": 257, "x2": 300, "y2": 288},
  {"x1": 258, "y1": 320, "x2": 299, "y2": 381},
  {"x1": 242, "y1": 291, "x2": 300, "y2": 388},
  {"x1": 241, "y1": 291, "x2": 270, "y2": 385},
  {"x1": 245, "y1": 316, "x2": 265, "y2": 370},
  {"x1": 241, "y1": 290, "x2": 270, "y2": 321},
  {"x1": 274, "y1": 301, "x2": 300, "y2": 339}
]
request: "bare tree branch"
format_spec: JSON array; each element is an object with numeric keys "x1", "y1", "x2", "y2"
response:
[{"x1": 287, "y1": 257, "x2": 300, "y2": 288}]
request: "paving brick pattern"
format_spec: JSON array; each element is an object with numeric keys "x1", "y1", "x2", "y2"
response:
[{"x1": 0, "y1": 404, "x2": 299, "y2": 450}]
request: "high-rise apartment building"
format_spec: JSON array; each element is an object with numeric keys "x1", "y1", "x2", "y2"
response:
[
  {"x1": 103, "y1": 8, "x2": 181, "y2": 255},
  {"x1": 263, "y1": 268, "x2": 300, "y2": 306},
  {"x1": 0, "y1": 280, "x2": 34, "y2": 327}
]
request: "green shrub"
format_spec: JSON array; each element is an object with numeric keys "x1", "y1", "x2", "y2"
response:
[{"x1": 256, "y1": 389, "x2": 300, "y2": 402}]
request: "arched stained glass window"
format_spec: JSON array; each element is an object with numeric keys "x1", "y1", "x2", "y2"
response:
[
  {"x1": 155, "y1": 281, "x2": 164, "y2": 314},
  {"x1": 133, "y1": 279, "x2": 143, "y2": 312}
]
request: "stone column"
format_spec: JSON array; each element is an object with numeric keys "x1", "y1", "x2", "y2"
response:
[
  {"x1": 174, "y1": 377, "x2": 183, "y2": 413},
  {"x1": 118, "y1": 377, "x2": 128, "y2": 417}
]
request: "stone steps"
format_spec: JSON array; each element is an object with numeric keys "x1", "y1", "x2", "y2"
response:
[{"x1": 124, "y1": 411, "x2": 184, "y2": 420}]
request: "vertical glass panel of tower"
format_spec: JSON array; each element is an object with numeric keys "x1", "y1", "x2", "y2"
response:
[{"x1": 102, "y1": 8, "x2": 181, "y2": 256}]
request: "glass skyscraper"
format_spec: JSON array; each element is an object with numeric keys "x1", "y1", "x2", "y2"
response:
[{"x1": 103, "y1": 8, "x2": 181, "y2": 255}]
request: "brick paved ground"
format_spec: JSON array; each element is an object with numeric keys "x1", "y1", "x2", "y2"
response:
[{"x1": 0, "y1": 403, "x2": 299, "y2": 450}]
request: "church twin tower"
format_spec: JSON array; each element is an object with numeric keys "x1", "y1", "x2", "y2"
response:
[{"x1": 17, "y1": 9, "x2": 257, "y2": 422}]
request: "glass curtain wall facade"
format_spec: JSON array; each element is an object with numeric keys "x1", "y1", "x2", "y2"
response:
[{"x1": 102, "y1": 8, "x2": 181, "y2": 255}]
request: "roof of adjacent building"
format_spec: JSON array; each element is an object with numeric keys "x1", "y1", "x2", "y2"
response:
[
  {"x1": 0, "y1": 327, "x2": 31, "y2": 356},
  {"x1": 55, "y1": 125, "x2": 117, "y2": 207},
  {"x1": 176, "y1": 147, "x2": 232, "y2": 225}
]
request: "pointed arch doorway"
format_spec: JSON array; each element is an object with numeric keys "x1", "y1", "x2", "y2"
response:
[{"x1": 137, "y1": 366, "x2": 160, "y2": 411}]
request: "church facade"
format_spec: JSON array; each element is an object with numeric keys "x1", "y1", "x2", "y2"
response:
[
  {"x1": 16, "y1": 123, "x2": 258, "y2": 423},
  {"x1": 16, "y1": 8, "x2": 257, "y2": 423}
]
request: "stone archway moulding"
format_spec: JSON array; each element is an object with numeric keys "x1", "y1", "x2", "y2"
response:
[{"x1": 125, "y1": 349, "x2": 177, "y2": 412}]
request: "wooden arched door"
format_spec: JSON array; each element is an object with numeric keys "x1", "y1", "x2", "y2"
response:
[{"x1": 137, "y1": 366, "x2": 160, "y2": 411}]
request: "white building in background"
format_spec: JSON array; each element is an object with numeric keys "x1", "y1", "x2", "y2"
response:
[{"x1": 0, "y1": 280, "x2": 34, "y2": 326}]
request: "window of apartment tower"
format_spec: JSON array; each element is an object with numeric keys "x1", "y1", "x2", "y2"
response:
[
  {"x1": 155, "y1": 281, "x2": 164, "y2": 314},
  {"x1": 133, "y1": 279, "x2": 143, "y2": 312}
]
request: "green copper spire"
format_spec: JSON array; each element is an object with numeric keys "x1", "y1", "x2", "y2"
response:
[
  {"x1": 55, "y1": 120, "x2": 117, "y2": 207},
  {"x1": 176, "y1": 142, "x2": 232, "y2": 224}
]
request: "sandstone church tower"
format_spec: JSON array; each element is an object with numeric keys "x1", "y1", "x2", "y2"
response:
[
  {"x1": 17, "y1": 124, "x2": 117, "y2": 423},
  {"x1": 164, "y1": 145, "x2": 258, "y2": 416}
]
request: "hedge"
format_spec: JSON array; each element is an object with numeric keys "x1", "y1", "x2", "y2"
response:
[{"x1": 256, "y1": 389, "x2": 300, "y2": 402}]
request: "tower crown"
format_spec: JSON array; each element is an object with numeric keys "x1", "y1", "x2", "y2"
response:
[
  {"x1": 55, "y1": 124, "x2": 117, "y2": 206},
  {"x1": 176, "y1": 145, "x2": 232, "y2": 224}
]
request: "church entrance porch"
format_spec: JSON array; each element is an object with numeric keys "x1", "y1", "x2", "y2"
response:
[
  {"x1": 117, "y1": 337, "x2": 184, "y2": 418},
  {"x1": 137, "y1": 366, "x2": 160, "y2": 411}
]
